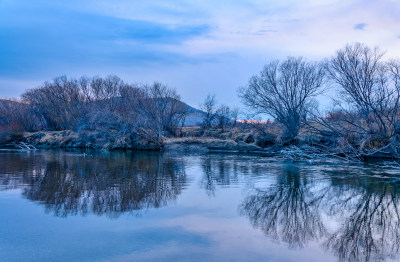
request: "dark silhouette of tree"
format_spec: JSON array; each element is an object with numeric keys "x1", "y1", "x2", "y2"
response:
[
  {"x1": 321, "y1": 43, "x2": 400, "y2": 158},
  {"x1": 200, "y1": 94, "x2": 217, "y2": 129},
  {"x1": 239, "y1": 57, "x2": 325, "y2": 143},
  {"x1": 18, "y1": 75, "x2": 187, "y2": 147}
]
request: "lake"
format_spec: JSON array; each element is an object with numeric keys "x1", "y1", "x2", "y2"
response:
[{"x1": 0, "y1": 149, "x2": 399, "y2": 262}]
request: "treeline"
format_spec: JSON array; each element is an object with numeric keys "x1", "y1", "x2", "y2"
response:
[
  {"x1": 0, "y1": 76, "x2": 242, "y2": 149},
  {"x1": 199, "y1": 94, "x2": 240, "y2": 131},
  {"x1": 1, "y1": 76, "x2": 188, "y2": 147}
]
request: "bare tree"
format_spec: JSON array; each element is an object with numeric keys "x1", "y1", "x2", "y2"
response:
[
  {"x1": 22, "y1": 76, "x2": 85, "y2": 130},
  {"x1": 13, "y1": 74, "x2": 190, "y2": 149},
  {"x1": 239, "y1": 57, "x2": 325, "y2": 143},
  {"x1": 137, "y1": 82, "x2": 187, "y2": 146},
  {"x1": 215, "y1": 105, "x2": 231, "y2": 131},
  {"x1": 230, "y1": 107, "x2": 240, "y2": 127},
  {"x1": 324, "y1": 43, "x2": 400, "y2": 157},
  {"x1": 200, "y1": 94, "x2": 217, "y2": 129},
  {"x1": 0, "y1": 99, "x2": 27, "y2": 133}
]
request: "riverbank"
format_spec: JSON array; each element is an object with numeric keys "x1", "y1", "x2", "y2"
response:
[
  {"x1": 1, "y1": 130, "x2": 398, "y2": 162},
  {"x1": 0, "y1": 130, "x2": 273, "y2": 153}
]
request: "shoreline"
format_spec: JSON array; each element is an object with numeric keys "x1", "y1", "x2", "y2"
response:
[
  {"x1": 1, "y1": 131, "x2": 399, "y2": 162},
  {"x1": 0, "y1": 130, "x2": 282, "y2": 157}
]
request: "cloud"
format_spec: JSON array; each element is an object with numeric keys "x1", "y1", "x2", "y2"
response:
[
  {"x1": 0, "y1": 0, "x2": 220, "y2": 101},
  {"x1": 1, "y1": 0, "x2": 400, "y2": 107},
  {"x1": 0, "y1": 7, "x2": 212, "y2": 79},
  {"x1": 354, "y1": 23, "x2": 367, "y2": 30}
]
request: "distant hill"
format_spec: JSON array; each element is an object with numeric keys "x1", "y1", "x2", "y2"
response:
[{"x1": 173, "y1": 100, "x2": 206, "y2": 127}]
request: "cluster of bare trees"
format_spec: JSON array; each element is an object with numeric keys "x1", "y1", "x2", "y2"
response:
[
  {"x1": 0, "y1": 99, "x2": 30, "y2": 133},
  {"x1": 323, "y1": 43, "x2": 400, "y2": 158},
  {"x1": 200, "y1": 94, "x2": 239, "y2": 131},
  {"x1": 240, "y1": 42, "x2": 400, "y2": 158},
  {"x1": 1, "y1": 75, "x2": 187, "y2": 146}
]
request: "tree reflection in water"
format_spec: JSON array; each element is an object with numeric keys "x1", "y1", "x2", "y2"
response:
[
  {"x1": 241, "y1": 163, "x2": 400, "y2": 261},
  {"x1": 200, "y1": 155, "x2": 240, "y2": 196},
  {"x1": 241, "y1": 164, "x2": 327, "y2": 248},
  {"x1": 0, "y1": 150, "x2": 186, "y2": 217},
  {"x1": 324, "y1": 175, "x2": 400, "y2": 262},
  {"x1": 199, "y1": 154, "x2": 265, "y2": 196},
  {"x1": 2, "y1": 151, "x2": 400, "y2": 261}
]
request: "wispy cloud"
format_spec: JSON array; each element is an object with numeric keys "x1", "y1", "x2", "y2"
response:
[
  {"x1": 0, "y1": 6, "x2": 210, "y2": 77},
  {"x1": 354, "y1": 23, "x2": 367, "y2": 30},
  {"x1": 1, "y1": 0, "x2": 400, "y2": 107}
]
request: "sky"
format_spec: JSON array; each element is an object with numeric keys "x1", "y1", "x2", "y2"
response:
[{"x1": 0, "y1": 0, "x2": 399, "y2": 108}]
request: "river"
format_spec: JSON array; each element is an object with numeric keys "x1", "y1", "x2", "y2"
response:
[{"x1": 0, "y1": 149, "x2": 399, "y2": 262}]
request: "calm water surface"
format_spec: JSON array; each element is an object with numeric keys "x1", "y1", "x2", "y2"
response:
[{"x1": 1, "y1": 149, "x2": 400, "y2": 262}]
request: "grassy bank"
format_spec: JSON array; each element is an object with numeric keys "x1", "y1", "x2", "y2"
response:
[
  {"x1": 0, "y1": 127, "x2": 281, "y2": 154},
  {"x1": 1, "y1": 125, "x2": 399, "y2": 162}
]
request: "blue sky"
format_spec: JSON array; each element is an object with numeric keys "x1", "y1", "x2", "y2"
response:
[{"x1": 0, "y1": 0, "x2": 399, "y2": 108}]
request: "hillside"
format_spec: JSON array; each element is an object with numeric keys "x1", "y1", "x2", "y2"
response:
[{"x1": 174, "y1": 100, "x2": 206, "y2": 127}]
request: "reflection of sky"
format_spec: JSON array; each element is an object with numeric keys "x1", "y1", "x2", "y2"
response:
[
  {"x1": 0, "y1": 162, "x2": 335, "y2": 262},
  {"x1": 2, "y1": 151, "x2": 400, "y2": 261},
  {"x1": 0, "y1": 0, "x2": 400, "y2": 108}
]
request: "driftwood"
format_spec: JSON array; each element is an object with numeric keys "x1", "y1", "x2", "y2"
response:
[
  {"x1": 278, "y1": 145, "x2": 357, "y2": 162},
  {"x1": 2, "y1": 141, "x2": 37, "y2": 151}
]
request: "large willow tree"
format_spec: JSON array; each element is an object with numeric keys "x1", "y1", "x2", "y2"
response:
[{"x1": 239, "y1": 57, "x2": 325, "y2": 143}]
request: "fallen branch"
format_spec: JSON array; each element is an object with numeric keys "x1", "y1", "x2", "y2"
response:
[
  {"x1": 4, "y1": 141, "x2": 37, "y2": 151},
  {"x1": 278, "y1": 144, "x2": 355, "y2": 162}
]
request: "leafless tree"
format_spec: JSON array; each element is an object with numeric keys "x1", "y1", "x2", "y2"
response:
[
  {"x1": 324, "y1": 43, "x2": 400, "y2": 157},
  {"x1": 239, "y1": 57, "x2": 325, "y2": 143},
  {"x1": 215, "y1": 105, "x2": 232, "y2": 131},
  {"x1": 16, "y1": 75, "x2": 188, "y2": 148},
  {"x1": 136, "y1": 82, "x2": 187, "y2": 146},
  {"x1": 200, "y1": 94, "x2": 217, "y2": 129},
  {"x1": 0, "y1": 99, "x2": 25, "y2": 133},
  {"x1": 230, "y1": 107, "x2": 240, "y2": 127},
  {"x1": 22, "y1": 76, "x2": 85, "y2": 130},
  {"x1": 1, "y1": 98, "x2": 47, "y2": 133}
]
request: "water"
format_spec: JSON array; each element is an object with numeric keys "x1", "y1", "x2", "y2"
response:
[{"x1": 1, "y1": 149, "x2": 400, "y2": 262}]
